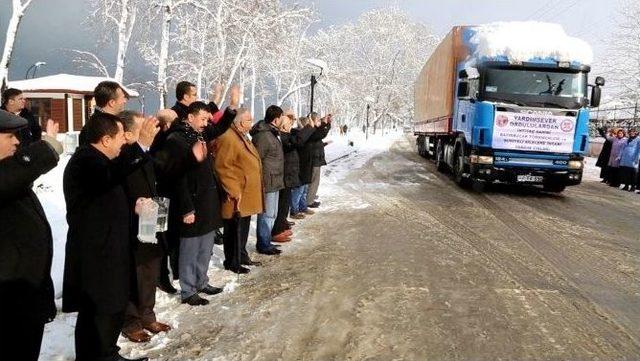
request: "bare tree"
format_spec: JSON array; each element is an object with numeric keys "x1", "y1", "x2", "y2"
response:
[
  {"x1": 0, "y1": 0, "x2": 35, "y2": 98},
  {"x1": 603, "y1": 0, "x2": 640, "y2": 105}
]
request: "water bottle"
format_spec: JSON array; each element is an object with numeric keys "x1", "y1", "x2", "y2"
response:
[{"x1": 138, "y1": 199, "x2": 159, "y2": 244}]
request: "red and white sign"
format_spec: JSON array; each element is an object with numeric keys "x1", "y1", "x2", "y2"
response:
[{"x1": 492, "y1": 111, "x2": 576, "y2": 153}]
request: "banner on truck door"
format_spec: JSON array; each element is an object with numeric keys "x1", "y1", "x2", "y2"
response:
[{"x1": 492, "y1": 111, "x2": 576, "y2": 153}]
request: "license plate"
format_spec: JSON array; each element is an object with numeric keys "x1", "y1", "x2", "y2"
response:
[{"x1": 517, "y1": 174, "x2": 543, "y2": 183}]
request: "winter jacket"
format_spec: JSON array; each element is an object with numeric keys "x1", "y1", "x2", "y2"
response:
[
  {"x1": 214, "y1": 124, "x2": 264, "y2": 219},
  {"x1": 605, "y1": 134, "x2": 627, "y2": 167},
  {"x1": 163, "y1": 120, "x2": 222, "y2": 238},
  {"x1": 619, "y1": 136, "x2": 640, "y2": 169},
  {"x1": 0, "y1": 105, "x2": 42, "y2": 146},
  {"x1": 298, "y1": 124, "x2": 331, "y2": 184},
  {"x1": 0, "y1": 140, "x2": 58, "y2": 324},
  {"x1": 62, "y1": 141, "x2": 146, "y2": 314},
  {"x1": 311, "y1": 123, "x2": 331, "y2": 167},
  {"x1": 281, "y1": 127, "x2": 315, "y2": 188},
  {"x1": 250, "y1": 120, "x2": 285, "y2": 193}
]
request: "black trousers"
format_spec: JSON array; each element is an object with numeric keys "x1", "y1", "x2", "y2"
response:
[
  {"x1": 75, "y1": 308, "x2": 125, "y2": 361},
  {"x1": 0, "y1": 317, "x2": 45, "y2": 361},
  {"x1": 222, "y1": 216, "x2": 251, "y2": 269},
  {"x1": 608, "y1": 166, "x2": 621, "y2": 186},
  {"x1": 160, "y1": 230, "x2": 180, "y2": 281},
  {"x1": 620, "y1": 166, "x2": 638, "y2": 187},
  {"x1": 124, "y1": 244, "x2": 162, "y2": 333},
  {"x1": 272, "y1": 187, "x2": 292, "y2": 235}
]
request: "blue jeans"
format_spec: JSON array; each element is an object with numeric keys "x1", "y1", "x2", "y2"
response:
[
  {"x1": 257, "y1": 191, "x2": 279, "y2": 252},
  {"x1": 290, "y1": 185, "x2": 306, "y2": 214},
  {"x1": 179, "y1": 230, "x2": 215, "y2": 299},
  {"x1": 299, "y1": 184, "x2": 309, "y2": 212}
]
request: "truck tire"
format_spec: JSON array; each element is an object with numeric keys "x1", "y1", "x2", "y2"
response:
[
  {"x1": 435, "y1": 140, "x2": 446, "y2": 172},
  {"x1": 543, "y1": 182, "x2": 566, "y2": 193},
  {"x1": 453, "y1": 143, "x2": 471, "y2": 188}
]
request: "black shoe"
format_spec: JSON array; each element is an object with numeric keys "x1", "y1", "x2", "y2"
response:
[
  {"x1": 182, "y1": 294, "x2": 209, "y2": 306},
  {"x1": 308, "y1": 201, "x2": 321, "y2": 208},
  {"x1": 242, "y1": 260, "x2": 262, "y2": 266},
  {"x1": 257, "y1": 248, "x2": 282, "y2": 255},
  {"x1": 158, "y1": 279, "x2": 177, "y2": 295},
  {"x1": 114, "y1": 355, "x2": 149, "y2": 361},
  {"x1": 224, "y1": 265, "x2": 250, "y2": 274},
  {"x1": 199, "y1": 285, "x2": 224, "y2": 295}
]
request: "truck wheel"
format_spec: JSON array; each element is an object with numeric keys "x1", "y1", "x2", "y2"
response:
[
  {"x1": 435, "y1": 140, "x2": 446, "y2": 172},
  {"x1": 543, "y1": 182, "x2": 566, "y2": 193},
  {"x1": 453, "y1": 145, "x2": 470, "y2": 188}
]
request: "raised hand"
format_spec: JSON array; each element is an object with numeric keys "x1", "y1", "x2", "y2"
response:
[
  {"x1": 210, "y1": 83, "x2": 224, "y2": 106},
  {"x1": 138, "y1": 116, "x2": 160, "y2": 148},
  {"x1": 45, "y1": 119, "x2": 59, "y2": 138},
  {"x1": 229, "y1": 84, "x2": 241, "y2": 108}
]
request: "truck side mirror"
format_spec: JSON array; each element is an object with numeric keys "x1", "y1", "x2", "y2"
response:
[
  {"x1": 595, "y1": 76, "x2": 605, "y2": 86},
  {"x1": 457, "y1": 81, "x2": 470, "y2": 99},
  {"x1": 590, "y1": 86, "x2": 601, "y2": 108}
]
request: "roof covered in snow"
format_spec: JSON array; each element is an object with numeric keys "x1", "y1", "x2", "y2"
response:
[
  {"x1": 8, "y1": 74, "x2": 140, "y2": 97},
  {"x1": 468, "y1": 22, "x2": 594, "y2": 65}
]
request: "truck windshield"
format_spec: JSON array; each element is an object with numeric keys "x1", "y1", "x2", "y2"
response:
[{"x1": 482, "y1": 68, "x2": 587, "y2": 108}]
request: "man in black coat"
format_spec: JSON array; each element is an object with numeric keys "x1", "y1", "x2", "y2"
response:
[
  {"x1": 0, "y1": 110, "x2": 59, "y2": 361},
  {"x1": 297, "y1": 116, "x2": 331, "y2": 213},
  {"x1": 160, "y1": 101, "x2": 235, "y2": 306},
  {"x1": 1, "y1": 88, "x2": 42, "y2": 146},
  {"x1": 63, "y1": 110, "x2": 157, "y2": 361},
  {"x1": 306, "y1": 113, "x2": 331, "y2": 208},
  {"x1": 118, "y1": 110, "x2": 173, "y2": 343},
  {"x1": 272, "y1": 114, "x2": 315, "y2": 241}
]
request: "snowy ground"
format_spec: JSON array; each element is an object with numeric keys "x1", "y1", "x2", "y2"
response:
[{"x1": 37, "y1": 129, "x2": 401, "y2": 360}]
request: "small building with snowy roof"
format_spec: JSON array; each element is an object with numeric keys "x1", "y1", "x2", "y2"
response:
[{"x1": 8, "y1": 74, "x2": 139, "y2": 133}]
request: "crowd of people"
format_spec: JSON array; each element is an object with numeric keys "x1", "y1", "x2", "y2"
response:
[
  {"x1": 596, "y1": 126, "x2": 640, "y2": 192},
  {"x1": 0, "y1": 80, "x2": 332, "y2": 361}
]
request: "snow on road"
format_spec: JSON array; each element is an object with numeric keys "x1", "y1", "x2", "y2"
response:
[{"x1": 37, "y1": 129, "x2": 399, "y2": 360}]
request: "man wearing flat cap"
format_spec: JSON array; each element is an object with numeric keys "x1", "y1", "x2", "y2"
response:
[{"x1": 0, "y1": 110, "x2": 60, "y2": 360}]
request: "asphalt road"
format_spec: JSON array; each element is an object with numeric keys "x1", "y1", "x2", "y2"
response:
[{"x1": 153, "y1": 137, "x2": 639, "y2": 361}]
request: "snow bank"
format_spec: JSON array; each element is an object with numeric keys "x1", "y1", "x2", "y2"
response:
[{"x1": 469, "y1": 21, "x2": 593, "y2": 65}]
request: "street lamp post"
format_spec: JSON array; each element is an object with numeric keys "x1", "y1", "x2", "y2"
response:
[
  {"x1": 25, "y1": 61, "x2": 46, "y2": 79},
  {"x1": 364, "y1": 96, "x2": 374, "y2": 140},
  {"x1": 366, "y1": 104, "x2": 370, "y2": 140},
  {"x1": 305, "y1": 58, "x2": 327, "y2": 115},
  {"x1": 309, "y1": 74, "x2": 317, "y2": 114}
]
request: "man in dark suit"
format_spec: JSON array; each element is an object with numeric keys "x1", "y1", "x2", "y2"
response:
[
  {"x1": 1, "y1": 88, "x2": 42, "y2": 146},
  {"x1": 119, "y1": 110, "x2": 172, "y2": 343},
  {"x1": 0, "y1": 110, "x2": 59, "y2": 361},
  {"x1": 63, "y1": 106, "x2": 158, "y2": 361}
]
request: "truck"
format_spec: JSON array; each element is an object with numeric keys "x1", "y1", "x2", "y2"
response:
[{"x1": 414, "y1": 22, "x2": 604, "y2": 192}]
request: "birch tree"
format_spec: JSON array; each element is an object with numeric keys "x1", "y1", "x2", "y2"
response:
[
  {"x1": 0, "y1": 0, "x2": 35, "y2": 98},
  {"x1": 87, "y1": 0, "x2": 140, "y2": 83}
]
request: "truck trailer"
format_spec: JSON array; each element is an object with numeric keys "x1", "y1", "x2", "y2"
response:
[{"x1": 414, "y1": 22, "x2": 604, "y2": 192}]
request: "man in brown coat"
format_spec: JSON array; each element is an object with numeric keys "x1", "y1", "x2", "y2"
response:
[{"x1": 214, "y1": 108, "x2": 264, "y2": 274}]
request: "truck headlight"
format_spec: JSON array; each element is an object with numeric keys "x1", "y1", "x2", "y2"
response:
[
  {"x1": 470, "y1": 155, "x2": 493, "y2": 164},
  {"x1": 568, "y1": 160, "x2": 583, "y2": 169}
]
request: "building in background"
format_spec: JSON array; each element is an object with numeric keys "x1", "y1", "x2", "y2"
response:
[{"x1": 8, "y1": 74, "x2": 139, "y2": 133}]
